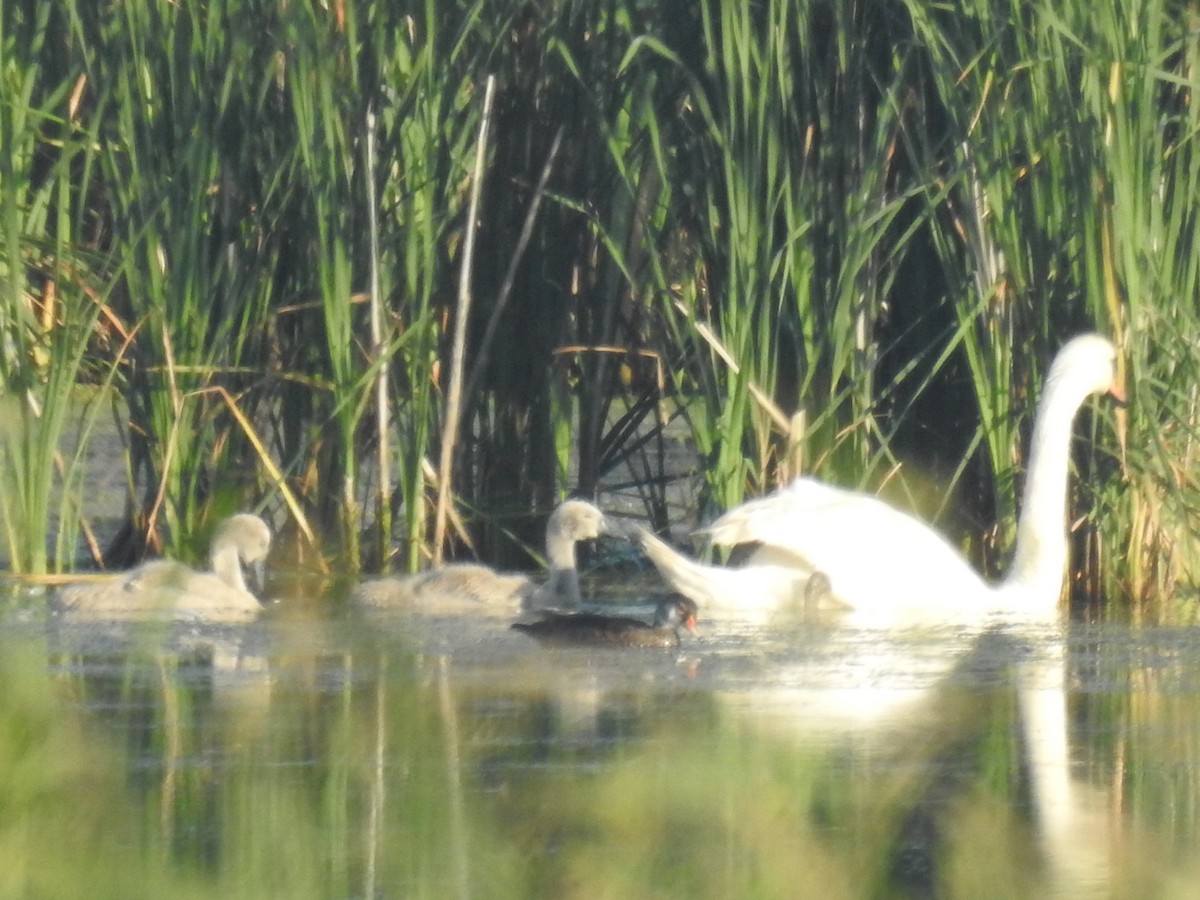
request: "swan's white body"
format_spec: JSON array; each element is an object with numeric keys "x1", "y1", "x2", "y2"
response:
[
  {"x1": 704, "y1": 479, "x2": 991, "y2": 626},
  {"x1": 638, "y1": 334, "x2": 1120, "y2": 626},
  {"x1": 352, "y1": 499, "x2": 614, "y2": 613},
  {"x1": 53, "y1": 513, "x2": 272, "y2": 621}
]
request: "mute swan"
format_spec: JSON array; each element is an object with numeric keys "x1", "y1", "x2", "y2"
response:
[
  {"x1": 511, "y1": 596, "x2": 699, "y2": 648},
  {"x1": 53, "y1": 513, "x2": 272, "y2": 621},
  {"x1": 351, "y1": 499, "x2": 617, "y2": 613},
  {"x1": 636, "y1": 334, "x2": 1121, "y2": 626}
]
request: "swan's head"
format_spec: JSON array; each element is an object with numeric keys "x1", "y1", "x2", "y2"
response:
[
  {"x1": 212, "y1": 513, "x2": 272, "y2": 588},
  {"x1": 1046, "y1": 334, "x2": 1122, "y2": 405},
  {"x1": 548, "y1": 499, "x2": 618, "y2": 542},
  {"x1": 654, "y1": 595, "x2": 699, "y2": 633}
]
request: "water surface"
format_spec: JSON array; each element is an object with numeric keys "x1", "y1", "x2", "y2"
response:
[{"x1": 2, "y1": 580, "x2": 1199, "y2": 898}]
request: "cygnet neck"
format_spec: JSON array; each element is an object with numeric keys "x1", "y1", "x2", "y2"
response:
[
  {"x1": 542, "y1": 522, "x2": 582, "y2": 607},
  {"x1": 210, "y1": 541, "x2": 248, "y2": 593}
]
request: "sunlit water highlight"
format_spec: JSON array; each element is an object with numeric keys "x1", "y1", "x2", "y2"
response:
[{"x1": 1, "y1": 577, "x2": 1199, "y2": 898}]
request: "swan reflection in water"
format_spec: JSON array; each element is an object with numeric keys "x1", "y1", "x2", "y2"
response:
[{"x1": 709, "y1": 620, "x2": 1114, "y2": 896}]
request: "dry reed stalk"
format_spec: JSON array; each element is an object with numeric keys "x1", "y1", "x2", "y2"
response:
[
  {"x1": 670, "y1": 298, "x2": 791, "y2": 434},
  {"x1": 365, "y1": 105, "x2": 391, "y2": 558},
  {"x1": 207, "y1": 385, "x2": 320, "y2": 558},
  {"x1": 433, "y1": 75, "x2": 496, "y2": 564},
  {"x1": 143, "y1": 320, "x2": 185, "y2": 552}
]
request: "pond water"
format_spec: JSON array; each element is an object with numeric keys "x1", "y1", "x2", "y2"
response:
[{"x1": 1, "y1": 578, "x2": 1199, "y2": 899}]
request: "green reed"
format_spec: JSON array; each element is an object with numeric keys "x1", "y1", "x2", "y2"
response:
[
  {"x1": 44, "y1": 1, "x2": 491, "y2": 568},
  {"x1": 7, "y1": 0, "x2": 1200, "y2": 604},
  {"x1": 554, "y1": 11, "x2": 681, "y2": 507},
  {"x1": 0, "y1": 2, "x2": 117, "y2": 573},
  {"x1": 902, "y1": 0, "x2": 1200, "y2": 599},
  {"x1": 611, "y1": 1, "x2": 933, "y2": 521},
  {"x1": 59, "y1": 0, "x2": 289, "y2": 554},
  {"x1": 370, "y1": 1, "x2": 496, "y2": 568},
  {"x1": 1085, "y1": 0, "x2": 1200, "y2": 604},
  {"x1": 286, "y1": 4, "x2": 370, "y2": 562}
]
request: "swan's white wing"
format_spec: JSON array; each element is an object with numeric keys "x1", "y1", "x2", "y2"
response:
[
  {"x1": 632, "y1": 527, "x2": 815, "y2": 619},
  {"x1": 703, "y1": 478, "x2": 862, "y2": 547},
  {"x1": 707, "y1": 477, "x2": 988, "y2": 623}
]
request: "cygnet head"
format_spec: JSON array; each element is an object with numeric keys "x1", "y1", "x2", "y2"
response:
[
  {"x1": 211, "y1": 513, "x2": 272, "y2": 591},
  {"x1": 213, "y1": 513, "x2": 272, "y2": 562},
  {"x1": 547, "y1": 499, "x2": 616, "y2": 542}
]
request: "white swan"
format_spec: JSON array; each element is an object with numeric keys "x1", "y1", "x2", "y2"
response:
[
  {"x1": 351, "y1": 499, "x2": 616, "y2": 613},
  {"x1": 635, "y1": 334, "x2": 1120, "y2": 626},
  {"x1": 628, "y1": 529, "x2": 827, "y2": 620},
  {"x1": 53, "y1": 513, "x2": 272, "y2": 621}
]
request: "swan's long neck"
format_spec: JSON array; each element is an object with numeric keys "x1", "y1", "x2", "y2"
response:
[
  {"x1": 1003, "y1": 376, "x2": 1089, "y2": 607},
  {"x1": 541, "y1": 524, "x2": 582, "y2": 607}
]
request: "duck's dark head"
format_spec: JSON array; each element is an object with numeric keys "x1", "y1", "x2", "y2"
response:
[{"x1": 656, "y1": 595, "x2": 699, "y2": 634}]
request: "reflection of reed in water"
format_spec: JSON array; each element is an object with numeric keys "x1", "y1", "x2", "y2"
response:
[
  {"x1": 48, "y1": 635, "x2": 274, "y2": 866},
  {"x1": 437, "y1": 657, "x2": 471, "y2": 900},
  {"x1": 34, "y1": 608, "x2": 1200, "y2": 897}
]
